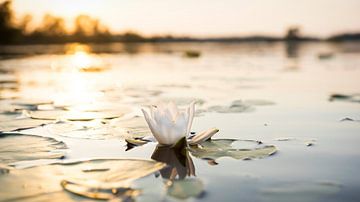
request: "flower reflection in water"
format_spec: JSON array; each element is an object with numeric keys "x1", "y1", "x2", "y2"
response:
[{"x1": 151, "y1": 138, "x2": 205, "y2": 199}]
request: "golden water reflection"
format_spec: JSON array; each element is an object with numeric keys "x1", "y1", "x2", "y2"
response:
[{"x1": 51, "y1": 43, "x2": 108, "y2": 72}]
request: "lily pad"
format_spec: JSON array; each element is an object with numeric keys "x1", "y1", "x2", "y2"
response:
[
  {"x1": 44, "y1": 118, "x2": 149, "y2": 140},
  {"x1": 0, "y1": 159, "x2": 165, "y2": 201},
  {"x1": 110, "y1": 116, "x2": 151, "y2": 138},
  {"x1": 167, "y1": 178, "x2": 204, "y2": 199},
  {"x1": 329, "y1": 93, "x2": 360, "y2": 103},
  {"x1": 0, "y1": 118, "x2": 52, "y2": 132},
  {"x1": 189, "y1": 139, "x2": 277, "y2": 161},
  {"x1": 12, "y1": 100, "x2": 54, "y2": 111},
  {"x1": 29, "y1": 109, "x2": 127, "y2": 121},
  {"x1": 0, "y1": 133, "x2": 67, "y2": 164},
  {"x1": 43, "y1": 120, "x2": 112, "y2": 140},
  {"x1": 207, "y1": 104, "x2": 254, "y2": 113}
]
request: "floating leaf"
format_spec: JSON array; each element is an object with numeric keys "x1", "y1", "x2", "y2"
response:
[
  {"x1": 43, "y1": 120, "x2": 113, "y2": 140},
  {"x1": 12, "y1": 100, "x2": 54, "y2": 111},
  {"x1": 41, "y1": 118, "x2": 149, "y2": 140},
  {"x1": 0, "y1": 118, "x2": 52, "y2": 132},
  {"x1": 0, "y1": 159, "x2": 165, "y2": 201},
  {"x1": 329, "y1": 93, "x2": 360, "y2": 103},
  {"x1": 183, "y1": 50, "x2": 201, "y2": 58},
  {"x1": 29, "y1": 109, "x2": 127, "y2": 121},
  {"x1": 207, "y1": 104, "x2": 254, "y2": 113},
  {"x1": 110, "y1": 116, "x2": 151, "y2": 138},
  {"x1": 189, "y1": 139, "x2": 276, "y2": 160},
  {"x1": 0, "y1": 133, "x2": 67, "y2": 164},
  {"x1": 126, "y1": 138, "x2": 150, "y2": 151},
  {"x1": 167, "y1": 178, "x2": 204, "y2": 199}
]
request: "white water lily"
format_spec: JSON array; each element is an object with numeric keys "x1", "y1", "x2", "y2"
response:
[
  {"x1": 142, "y1": 102, "x2": 195, "y2": 145},
  {"x1": 142, "y1": 101, "x2": 219, "y2": 146}
]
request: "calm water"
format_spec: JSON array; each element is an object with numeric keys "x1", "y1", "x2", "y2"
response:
[{"x1": 1, "y1": 42, "x2": 360, "y2": 201}]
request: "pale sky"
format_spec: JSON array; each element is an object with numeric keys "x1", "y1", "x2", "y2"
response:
[{"x1": 12, "y1": 0, "x2": 360, "y2": 37}]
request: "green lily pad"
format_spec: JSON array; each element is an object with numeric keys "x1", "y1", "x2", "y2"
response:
[
  {"x1": 0, "y1": 159, "x2": 165, "y2": 201},
  {"x1": 167, "y1": 178, "x2": 204, "y2": 199},
  {"x1": 0, "y1": 133, "x2": 67, "y2": 164},
  {"x1": 189, "y1": 139, "x2": 277, "y2": 161}
]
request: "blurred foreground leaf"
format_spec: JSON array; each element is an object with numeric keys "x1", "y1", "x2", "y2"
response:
[{"x1": 0, "y1": 159, "x2": 165, "y2": 201}]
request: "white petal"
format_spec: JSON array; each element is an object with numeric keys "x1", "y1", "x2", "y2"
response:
[
  {"x1": 150, "y1": 106, "x2": 157, "y2": 119},
  {"x1": 164, "y1": 108, "x2": 175, "y2": 122},
  {"x1": 141, "y1": 109, "x2": 166, "y2": 144},
  {"x1": 189, "y1": 128, "x2": 219, "y2": 145},
  {"x1": 153, "y1": 107, "x2": 165, "y2": 125},
  {"x1": 185, "y1": 101, "x2": 195, "y2": 136},
  {"x1": 167, "y1": 101, "x2": 179, "y2": 120},
  {"x1": 158, "y1": 115, "x2": 175, "y2": 145},
  {"x1": 170, "y1": 112, "x2": 187, "y2": 143}
]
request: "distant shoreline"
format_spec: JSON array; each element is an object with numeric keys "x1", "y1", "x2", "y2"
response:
[{"x1": 2, "y1": 32, "x2": 360, "y2": 45}]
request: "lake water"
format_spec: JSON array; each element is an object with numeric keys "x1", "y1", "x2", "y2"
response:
[{"x1": 0, "y1": 42, "x2": 360, "y2": 201}]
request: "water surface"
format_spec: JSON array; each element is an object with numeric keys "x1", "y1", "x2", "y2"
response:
[{"x1": 0, "y1": 42, "x2": 360, "y2": 201}]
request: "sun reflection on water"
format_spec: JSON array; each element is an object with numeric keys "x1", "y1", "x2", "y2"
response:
[
  {"x1": 51, "y1": 43, "x2": 107, "y2": 72},
  {"x1": 48, "y1": 44, "x2": 109, "y2": 108}
]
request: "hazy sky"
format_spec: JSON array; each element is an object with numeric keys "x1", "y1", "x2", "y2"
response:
[{"x1": 12, "y1": 0, "x2": 360, "y2": 37}]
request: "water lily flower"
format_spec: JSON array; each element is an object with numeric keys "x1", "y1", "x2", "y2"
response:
[
  {"x1": 142, "y1": 101, "x2": 219, "y2": 146},
  {"x1": 142, "y1": 102, "x2": 195, "y2": 145}
]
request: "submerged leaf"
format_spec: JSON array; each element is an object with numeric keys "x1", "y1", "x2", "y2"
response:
[
  {"x1": 189, "y1": 139, "x2": 277, "y2": 161},
  {"x1": 0, "y1": 133, "x2": 67, "y2": 164},
  {"x1": 167, "y1": 178, "x2": 204, "y2": 199}
]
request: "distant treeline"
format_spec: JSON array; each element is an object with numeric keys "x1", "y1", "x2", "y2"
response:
[{"x1": 1, "y1": 0, "x2": 360, "y2": 44}]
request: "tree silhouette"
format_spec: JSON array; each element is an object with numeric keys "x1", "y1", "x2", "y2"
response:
[{"x1": 0, "y1": 0, "x2": 21, "y2": 43}]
